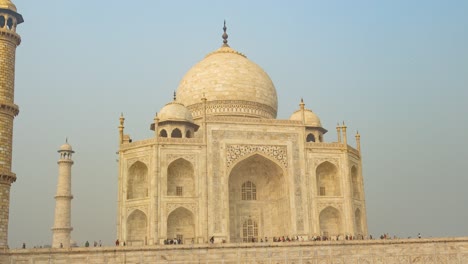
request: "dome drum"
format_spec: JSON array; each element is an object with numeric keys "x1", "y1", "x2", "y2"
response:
[
  {"x1": 187, "y1": 100, "x2": 277, "y2": 120},
  {"x1": 150, "y1": 120, "x2": 199, "y2": 131}
]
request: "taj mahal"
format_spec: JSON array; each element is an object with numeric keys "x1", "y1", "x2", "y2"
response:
[
  {"x1": 2, "y1": 1, "x2": 468, "y2": 263},
  {"x1": 116, "y1": 21, "x2": 367, "y2": 245}
]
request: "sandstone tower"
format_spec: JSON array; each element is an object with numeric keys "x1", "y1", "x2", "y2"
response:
[
  {"x1": 0, "y1": 0, "x2": 22, "y2": 248},
  {"x1": 51, "y1": 141, "x2": 74, "y2": 248}
]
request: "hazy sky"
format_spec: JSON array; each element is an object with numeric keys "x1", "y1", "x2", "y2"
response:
[{"x1": 8, "y1": 0, "x2": 468, "y2": 247}]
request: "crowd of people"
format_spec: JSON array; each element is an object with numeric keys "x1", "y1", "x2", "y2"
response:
[
  {"x1": 163, "y1": 238, "x2": 184, "y2": 245},
  {"x1": 241, "y1": 234, "x2": 366, "y2": 243},
  {"x1": 20, "y1": 233, "x2": 422, "y2": 249}
]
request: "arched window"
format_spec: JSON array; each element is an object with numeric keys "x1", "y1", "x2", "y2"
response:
[
  {"x1": 171, "y1": 128, "x2": 182, "y2": 138},
  {"x1": 306, "y1": 133, "x2": 315, "y2": 142},
  {"x1": 159, "y1": 129, "x2": 168, "y2": 137},
  {"x1": 6, "y1": 18, "x2": 12, "y2": 30},
  {"x1": 242, "y1": 218, "x2": 258, "y2": 242},
  {"x1": 241, "y1": 181, "x2": 256, "y2": 200},
  {"x1": 0, "y1": 16, "x2": 5, "y2": 28},
  {"x1": 185, "y1": 130, "x2": 192, "y2": 138}
]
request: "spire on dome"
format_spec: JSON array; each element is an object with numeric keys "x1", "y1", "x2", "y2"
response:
[
  {"x1": 299, "y1": 98, "x2": 305, "y2": 109},
  {"x1": 173, "y1": 91, "x2": 176, "y2": 101},
  {"x1": 222, "y1": 20, "x2": 229, "y2": 47}
]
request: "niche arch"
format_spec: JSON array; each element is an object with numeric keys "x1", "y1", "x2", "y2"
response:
[
  {"x1": 127, "y1": 161, "x2": 148, "y2": 199},
  {"x1": 316, "y1": 161, "x2": 341, "y2": 196},
  {"x1": 126, "y1": 209, "x2": 147, "y2": 245}
]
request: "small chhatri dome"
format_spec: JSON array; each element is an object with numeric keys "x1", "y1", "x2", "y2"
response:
[
  {"x1": 176, "y1": 22, "x2": 278, "y2": 119},
  {"x1": 290, "y1": 109, "x2": 322, "y2": 127},
  {"x1": 0, "y1": 0, "x2": 17, "y2": 12},
  {"x1": 290, "y1": 100, "x2": 322, "y2": 127},
  {"x1": 0, "y1": 0, "x2": 23, "y2": 24},
  {"x1": 59, "y1": 140, "x2": 73, "y2": 152},
  {"x1": 158, "y1": 101, "x2": 194, "y2": 123}
]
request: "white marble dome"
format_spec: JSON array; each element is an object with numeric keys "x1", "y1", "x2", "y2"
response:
[
  {"x1": 158, "y1": 101, "x2": 194, "y2": 123},
  {"x1": 290, "y1": 109, "x2": 322, "y2": 127},
  {"x1": 59, "y1": 142, "x2": 73, "y2": 152},
  {"x1": 176, "y1": 45, "x2": 278, "y2": 119},
  {"x1": 0, "y1": 0, "x2": 17, "y2": 12}
]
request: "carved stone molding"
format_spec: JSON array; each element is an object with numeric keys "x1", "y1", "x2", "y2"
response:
[
  {"x1": 166, "y1": 154, "x2": 196, "y2": 165},
  {"x1": 313, "y1": 158, "x2": 339, "y2": 169},
  {"x1": 316, "y1": 201, "x2": 343, "y2": 213},
  {"x1": 226, "y1": 144, "x2": 288, "y2": 168},
  {"x1": 188, "y1": 100, "x2": 276, "y2": 120},
  {"x1": 166, "y1": 203, "x2": 197, "y2": 215},
  {"x1": 0, "y1": 171, "x2": 16, "y2": 184},
  {"x1": 0, "y1": 102, "x2": 19, "y2": 117},
  {"x1": 127, "y1": 205, "x2": 148, "y2": 217},
  {"x1": 207, "y1": 116, "x2": 302, "y2": 125},
  {"x1": 127, "y1": 157, "x2": 149, "y2": 169},
  {"x1": 0, "y1": 30, "x2": 21, "y2": 45}
]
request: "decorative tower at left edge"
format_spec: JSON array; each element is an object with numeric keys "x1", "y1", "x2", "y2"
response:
[
  {"x1": 52, "y1": 141, "x2": 74, "y2": 248},
  {"x1": 0, "y1": 0, "x2": 23, "y2": 248}
]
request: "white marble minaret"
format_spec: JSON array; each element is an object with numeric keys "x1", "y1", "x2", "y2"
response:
[{"x1": 51, "y1": 140, "x2": 74, "y2": 248}]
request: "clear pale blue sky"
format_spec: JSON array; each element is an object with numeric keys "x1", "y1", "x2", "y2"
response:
[{"x1": 8, "y1": 0, "x2": 468, "y2": 247}]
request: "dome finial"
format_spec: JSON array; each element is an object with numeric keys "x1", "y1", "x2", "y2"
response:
[
  {"x1": 173, "y1": 91, "x2": 177, "y2": 101},
  {"x1": 222, "y1": 20, "x2": 229, "y2": 47},
  {"x1": 299, "y1": 98, "x2": 305, "y2": 110}
]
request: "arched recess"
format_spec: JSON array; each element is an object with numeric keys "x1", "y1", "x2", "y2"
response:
[
  {"x1": 171, "y1": 128, "x2": 182, "y2": 138},
  {"x1": 319, "y1": 206, "x2": 342, "y2": 237},
  {"x1": 159, "y1": 129, "x2": 168, "y2": 137},
  {"x1": 127, "y1": 161, "x2": 148, "y2": 199},
  {"x1": 355, "y1": 208, "x2": 363, "y2": 235},
  {"x1": 185, "y1": 130, "x2": 192, "y2": 138},
  {"x1": 167, "y1": 207, "x2": 195, "y2": 242},
  {"x1": 306, "y1": 133, "x2": 315, "y2": 142},
  {"x1": 6, "y1": 17, "x2": 12, "y2": 30},
  {"x1": 167, "y1": 158, "x2": 194, "y2": 196},
  {"x1": 228, "y1": 154, "x2": 290, "y2": 243},
  {"x1": 351, "y1": 166, "x2": 361, "y2": 199},
  {"x1": 316, "y1": 161, "x2": 341, "y2": 196},
  {"x1": 126, "y1": 210, "x2": 147, "y2": 245}
]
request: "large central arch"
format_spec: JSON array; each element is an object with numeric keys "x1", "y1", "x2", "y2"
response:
[{"x1": 228, "y1": 154, "x2": 290, "y2": 242}]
